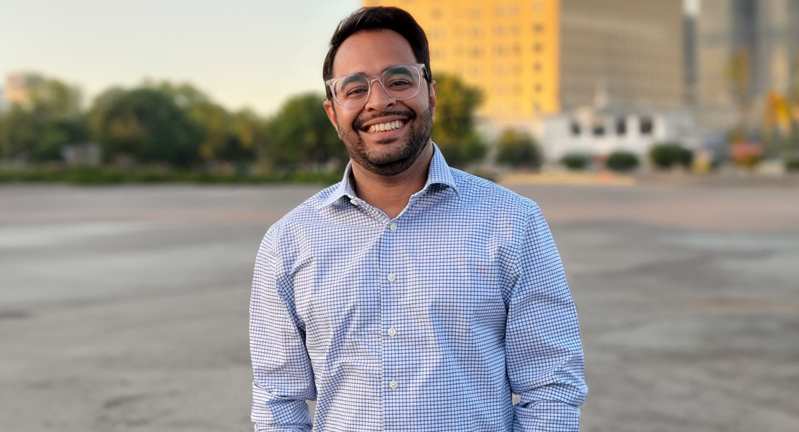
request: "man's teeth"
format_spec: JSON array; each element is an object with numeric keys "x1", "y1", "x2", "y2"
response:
[{"x1": 367, "y1": 120, "x2": 404, "y2": 133}]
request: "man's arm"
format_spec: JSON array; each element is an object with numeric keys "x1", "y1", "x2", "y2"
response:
[
  {"x1": 507, "y1": 203, "x2": 588, "y2": 432},
  {"x1": 250, "y1": 231, "x2": 316, "y2": 432}
]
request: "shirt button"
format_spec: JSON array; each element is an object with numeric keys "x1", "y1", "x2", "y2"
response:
[
  {"x1": 387, "y1": 327, "x2": 397, "y2": 337},
  {"x1": 390, "y1": 223, "x2": 398, "y2": 232},
  {"x1": 387, "y1": 273, "x2": 396, "y2": 282},
  {"x1": 349, "y1": 199, "x2": 358, "y2": 206},
  {"x1": 389, "y1": 380, "x2": 398, "y2": 389}
]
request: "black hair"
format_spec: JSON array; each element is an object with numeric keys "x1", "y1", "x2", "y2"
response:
[{"x1": 322, "y1": 7, "x2": 432, "y2": 100}]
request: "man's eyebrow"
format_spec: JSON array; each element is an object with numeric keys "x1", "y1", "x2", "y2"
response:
[
  {"x1": 340, "y1": 74, "x2": 366, "y2": 88},
  {"x1": 385, "y1": 66, "x2": 413, "y2": 78}
]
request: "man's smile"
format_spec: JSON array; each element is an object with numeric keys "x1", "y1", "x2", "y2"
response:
[
  {"x1": 355, "y1": 113, "x2": 414, "y2": 141},
  {"x1": 366, "y1": 119, "x2": 406, "y2": 133}
]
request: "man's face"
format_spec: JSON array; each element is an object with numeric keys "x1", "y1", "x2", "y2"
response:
[{"x1": 324, "y1": 30, "x2": 437, "y2": 177}]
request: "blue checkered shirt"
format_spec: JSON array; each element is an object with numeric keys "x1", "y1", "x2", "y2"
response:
[{"x1": 250, "y1": 144, "x2": 587, "y2": 431}]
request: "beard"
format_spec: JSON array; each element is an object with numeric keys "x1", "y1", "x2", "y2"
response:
[{"x1": 336, "y1": 104, "x2": 433, "y2": 177}]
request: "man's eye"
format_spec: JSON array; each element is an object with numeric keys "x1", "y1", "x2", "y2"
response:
[
  {"x1": 345, "y1": 88, "x2": 368, "y2": 97},
  {"x1": 388, "y1": 80, "x2": 411, "y2": 87}
]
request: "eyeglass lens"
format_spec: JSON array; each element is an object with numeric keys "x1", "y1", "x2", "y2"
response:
[{"x1": 332, "y1": 65, "x2": 422, "y2": 109}]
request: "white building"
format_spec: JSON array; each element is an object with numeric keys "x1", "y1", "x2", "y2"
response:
[{"x1": 540, "y1": 105, "x2": 696, "y2": 161}]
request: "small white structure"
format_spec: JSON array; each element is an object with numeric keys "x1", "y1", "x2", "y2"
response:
[{"x1": 540, "y1": 105, "x2": 695, "y2": 162}]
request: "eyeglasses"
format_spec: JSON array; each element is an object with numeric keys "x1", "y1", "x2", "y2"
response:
[{"x1": 326, "y1": 63, "x2": 427, "y2": 110}]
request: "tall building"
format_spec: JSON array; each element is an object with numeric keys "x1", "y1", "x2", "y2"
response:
[
  {"x1": 695, "y1": 0, "x2": 799, "y2": 130},
  {"x1": 4, "y1": 73, "x2": 45, "y2": 108},
  {"x1": 684, "y1": 6, "x2": 699, "y2": 105},
  {"x1": 361, "y1": 0, "x2": 684, "y2": 123}
]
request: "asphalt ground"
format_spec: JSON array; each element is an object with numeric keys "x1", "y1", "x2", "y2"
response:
[{"x1": 1, "y1": 183, "x2": 798, "y2": 431}]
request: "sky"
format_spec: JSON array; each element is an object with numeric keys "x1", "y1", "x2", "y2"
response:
[{"x1": 0, "y1": 0, "x2": 360, "y2": 115}]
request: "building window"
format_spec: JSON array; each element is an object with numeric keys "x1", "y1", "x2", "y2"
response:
[
  {"x1": 534, "y1": 23, "x2": 544, "y2": 33},
  {"x1": 640, "y1": 117, "x2": 653, "y2": 135},
  {"x1": 431, "y1": 9, "x2": 443, "y2": 19},
  {"x1": 616, "y1": 118, "x2": 627, "y2": 135},
  {"x1": 571, "y1": 121, "x2": 581, "y2": 136},
  {"x1": 534, "y1": 43, "x2": 543, "y2": 53},
  {"x1": 534, "y1": 63, "x2": 542, "y2": 72},
  {"x1": 593, "y1": 118, "x2": 605, "y2": 136},
  {"x1": 535, "y1": 84, "x2": 543, "y2": 93},
  {"x1": 470, "y1": 27, "x2": 482, "y2": 37}
]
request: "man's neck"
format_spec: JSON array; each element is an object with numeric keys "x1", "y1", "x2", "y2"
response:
[{"x1": 350, "y1": 142, "x2": 434, "y2": 220}]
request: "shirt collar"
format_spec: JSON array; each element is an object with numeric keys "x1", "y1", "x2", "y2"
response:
[{"x1": 321, "y1": 142, "x2": 460, "y2": 208}]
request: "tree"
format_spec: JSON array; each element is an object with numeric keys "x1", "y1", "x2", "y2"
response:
[
  {"x1": 187, "y1": 103, "x2": 261, "y2": 163},
  {"x1": 29, "y1": 79, "x2": 82, "y2": 116},
  {"x1": 0, "y1": 79, "x2": 87, "y2": 162},
  {"x1": 495, "y1": 128, "x2": 542, "y2": 169},
  {"x1": 89, "y1": 87, "x2": 203, "y2": 167},
  {"x1": 0, "y1": 106, "x2": 40, "y2": 160},
  {"x1": 262, "y1": 93, "x2": 346, "y2": 171},
  {"x1": 431, "y1": 74, "x2": 486, "y2": 166},
  {"x1": 141, "y1": 80, "x2": 210, "y2": 108}
]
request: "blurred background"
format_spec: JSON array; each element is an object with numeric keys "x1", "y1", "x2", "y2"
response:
[{"x1": 1, "y1": 0, "x2": 798, "y2": 431}]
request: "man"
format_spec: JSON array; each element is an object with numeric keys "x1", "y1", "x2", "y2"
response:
[{"x1": 250, "y1": 7, "x2": 587, "y2": 431}]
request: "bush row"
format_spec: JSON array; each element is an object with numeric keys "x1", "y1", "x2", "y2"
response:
[{"x1": 0, "y1": 166, "x2": 341, "y2": 185}]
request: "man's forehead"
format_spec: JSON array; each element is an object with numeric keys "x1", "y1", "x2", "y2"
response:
[{"x1": 332, "y1": 29, "x2": 417, "y2": 77}]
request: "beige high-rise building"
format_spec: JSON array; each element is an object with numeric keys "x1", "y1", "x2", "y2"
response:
[
  {"x1": 362, "y1": 0, "x2": 684, "y2": 123},
  {"x1": 4, "y1": 73, "x2": 45, "y2": 108}
]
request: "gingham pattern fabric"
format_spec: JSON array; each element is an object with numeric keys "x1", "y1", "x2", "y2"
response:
[{"x1": 250, "y1": 144, "x2": 587, "y2": 432}]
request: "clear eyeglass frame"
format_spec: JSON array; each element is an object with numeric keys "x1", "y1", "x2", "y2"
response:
[{"x1": 325, "y1": 63, "x2": 427, "y2": 110}]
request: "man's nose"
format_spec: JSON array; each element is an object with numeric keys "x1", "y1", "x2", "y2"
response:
[{"x1": 364, "y1": 78, "x2": 395, "y2": 111}]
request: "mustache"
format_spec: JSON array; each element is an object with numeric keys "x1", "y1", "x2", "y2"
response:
[{"x1": 353, "y1": 110, "x2": 416, "y2": 131}]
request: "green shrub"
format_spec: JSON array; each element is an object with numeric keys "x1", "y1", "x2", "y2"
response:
[
  {"x1": 649, "y1": 142, "x2": 693, "y2": 169},
  {"x1": 0, "y1": 166, "x2": 341, "y2": 185},
  {"x1": 496, "y1": 128, "x2": 542, "y2": 168},
  {"x1": 606, "y1": 151, "x2": 639, "y2": 172},
  {"x1": 561, "y1": 153, "x2": 591, "y2": 170},
  {"x1": 784, "y1": 154, "x2": 799, "y2": 172}
]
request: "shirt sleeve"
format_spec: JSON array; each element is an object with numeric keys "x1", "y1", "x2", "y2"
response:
[
  {"x1": 507, "y1": 203, "x2": 588, "y2": 432},
  {"x1": 250, "y1": 229, "x2": 316, "y2": 432}
]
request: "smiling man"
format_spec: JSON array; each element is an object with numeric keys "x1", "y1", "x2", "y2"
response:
[{"x1": 249, "y1": 7, "x2": 587, "y2": 432}]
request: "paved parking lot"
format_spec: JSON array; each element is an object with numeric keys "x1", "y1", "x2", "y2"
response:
[{"x1": 1, "y1": 183, "x2": 798, "y2": 431}]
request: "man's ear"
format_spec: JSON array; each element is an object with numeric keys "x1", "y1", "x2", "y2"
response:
[
  {"x1": 429, "y1": 80, "x2": 437, "y2": 121},
  {"x1": 323, "y1": 99, "x2": 341, "y2": 138}
]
